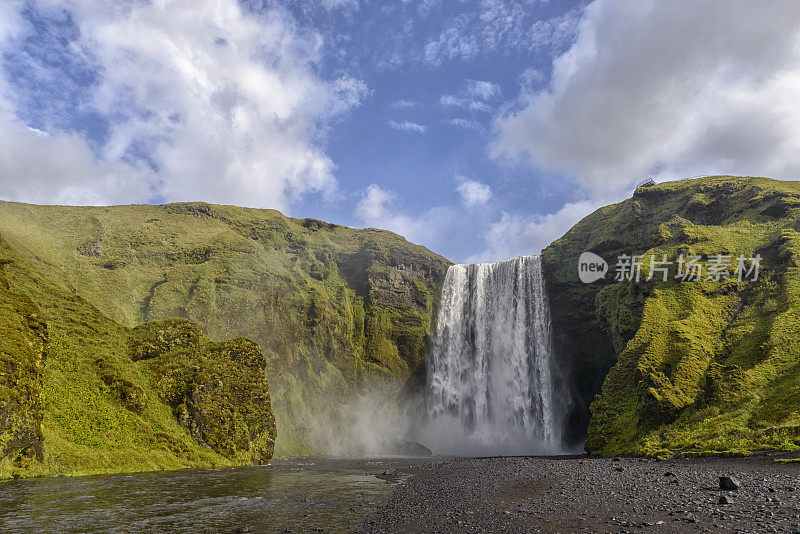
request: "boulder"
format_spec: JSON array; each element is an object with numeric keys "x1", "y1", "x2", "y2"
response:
[
  {"x1": 719, "y1": 475, "x2": 741, "y2": 491},
  {"x1": 389, "y1": 440, "x2": 432, "y2": 457}
]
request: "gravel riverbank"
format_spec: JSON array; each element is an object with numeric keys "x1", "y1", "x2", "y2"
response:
[{"x1": 363, "y1": 454, "x2": 800, "y2": 533}]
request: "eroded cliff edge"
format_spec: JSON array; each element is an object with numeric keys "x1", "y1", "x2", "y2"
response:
[{"x1": 543, "y1": 176, "x2": 800, "y2": 456}]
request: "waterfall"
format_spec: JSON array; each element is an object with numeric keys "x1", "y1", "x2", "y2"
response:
[{"x1": 425, "y1": 255, "x2": 561, "y2": 455}]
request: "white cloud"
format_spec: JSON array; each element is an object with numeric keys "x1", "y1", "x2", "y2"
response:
[
  {"x1": 354, "y1": 183, "x2": 599, "y2": 263},
  {"x1": 440, "y1": 78, "x2": 501, "y2": 113},
  {"x1": 466, "y1": 200, "x2": 600, "y2": 263},
  {"x1": 0, "y1": 2, "x2": 22, "y2": 42},
  {"x1": 355, "y1": 184, "x2": 453, "y2": 247},
  {"x1": 390, "y1": 99, "x2": 416, "y2": 109},
  {"x1": 0, "y1": 3, "x2": 22, "y2": 111},
  {"x1": 493, "y1": 0, "x2": 800, "y2": 196},
  {"x1": 0, "y1": 0, "x2": 367, "y2": 209},
  {"x1": 422, "y1": 2, "x2": 581, "y2": 65},
  {"x1": 355, "y1": 184, "x2": 394, "y2": 222},
  {"x1": 0, "y1": 1, "x2": 153, "y2": 205},
  {"x1": 440, "y1": 95, "x2": 491, "y2": 113},
  {"x1": 456, "y1": 177, "x2": 492, "y2": 207},
  {"x1": 0, "y1": 114, "x2": 157, "y2": 205},
  {"x1": 518, "y1": 67, "x2": 545, "y2": 92},
  {"x1": 423, "y1": 22, "x2": 478, "y2": 65},
  {"x1": 464, "y1": 79, "x2": 500, "y2": 100},
  {"x1": 320, "y1": 0, "x2": 359, "y2": 11},
  {"x1": 447, "y1": 118, "x2": 484, "y2": 132},
  {"x1": 388, "y1": 120, "x2": 427, "y2": 133}
]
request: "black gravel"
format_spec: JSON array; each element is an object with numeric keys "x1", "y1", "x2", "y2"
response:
[{"x1": 362, "y1": 454, "x2": 800, "y2": 533}]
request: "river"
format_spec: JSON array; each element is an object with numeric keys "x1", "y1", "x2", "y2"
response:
[{"x1": 0, "y1": 458, "x2": 435, "y2": 533}]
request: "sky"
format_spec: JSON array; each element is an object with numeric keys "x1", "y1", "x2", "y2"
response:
[{"x1": 1, "y1": 1, "x2": 800, "y2": 263}]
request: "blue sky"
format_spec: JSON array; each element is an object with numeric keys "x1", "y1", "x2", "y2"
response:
[
  {"x1": 2, "y1": 1, "x2": 800, "y2": 262},
  {"x1": 281, "y1": 0, "x2": 585, "y2": 261}
]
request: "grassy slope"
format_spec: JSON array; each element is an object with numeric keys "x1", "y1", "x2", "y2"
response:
[
  {"x1": 0, "y1": 201, "x2": 450, "y2": 456},
  {"x1": 543, "y1": 176, "x2": 800, "y2": 456},
  {"x1": 0, "y1": 258, "x2": 47, "y2": 465},
  {"x1": 0, "y1": 235, "x2": 276, "y2": 479}
]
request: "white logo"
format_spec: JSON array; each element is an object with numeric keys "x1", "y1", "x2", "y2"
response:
[{"x1": 578, "y1": 252, "x2": 608, "y2": 283}]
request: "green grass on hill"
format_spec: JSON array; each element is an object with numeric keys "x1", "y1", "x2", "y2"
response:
[
  {"x1": 12, "y1": 175, "x2": 797, "y2": 465},
  {"x1": 0, "y1": 235, "x2": 275, "y2": 479},
  {"x1": 544, "y1": 176, "x2": 800, "y2": 457},
  {"x1": 0, "y1": 202, "x2": 450, "y2": 456}
]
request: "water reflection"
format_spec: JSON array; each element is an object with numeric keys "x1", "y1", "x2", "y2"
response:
[{"x1": 0, "y1": 458, "x2": 434, "y2": 533}]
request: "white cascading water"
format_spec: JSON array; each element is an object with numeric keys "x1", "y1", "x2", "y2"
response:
[{"x1": 425, "y1": 255, "x2": 561, "y2": 455}]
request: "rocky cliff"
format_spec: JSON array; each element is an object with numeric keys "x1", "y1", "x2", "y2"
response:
[
  {"x1": 0, "y1": 201, "x2": 450, "y2": 456},
  {"x1": 543, "y1": 176, "x2": 800, "y2": 456}
]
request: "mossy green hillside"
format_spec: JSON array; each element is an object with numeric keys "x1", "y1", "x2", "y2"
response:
[
  {"x1": 543, "y1": 176, "x2": 800, "y2": 456},
  {"x1": 132, "y1": 320, "x2": 276, "y2": 464},
  {"x1": 0, "y1": 202, "x2": 451, "y2": 454},
  {"x1": 0, "y1": 236, "x2": 276, "y2": 479},
  {"x1": 0, "y1": 259, "x2": 47, "y2": 464}
]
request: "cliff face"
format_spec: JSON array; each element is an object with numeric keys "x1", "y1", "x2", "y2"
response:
[
  {"x1": 543, "y1": 176, "x2": 800, "y2": 456},
  {"x1": 0, "y1": 201, "x2": 450, "y2": 455},
  {"x1": 0, "y1": 236, "x2": 276, "y2": 479}
]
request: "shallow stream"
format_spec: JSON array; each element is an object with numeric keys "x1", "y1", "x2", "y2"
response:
[{"x1": 0, "y1": 458, "x2": 435, "y2": 533}]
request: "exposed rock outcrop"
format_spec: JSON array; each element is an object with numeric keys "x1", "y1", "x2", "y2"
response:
[{"x1": 134, "y1": 319, "x2": 276, "y2": 463}]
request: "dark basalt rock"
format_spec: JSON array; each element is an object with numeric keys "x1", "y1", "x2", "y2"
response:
[
  {"x1": 719, "y1": 475, "x2": 741, "y2": 491},
  {"x1": 390, "y1": 440, "x2": 432, "y2": 457}
]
